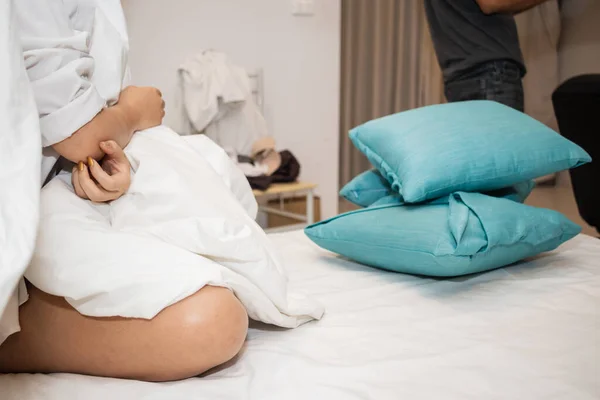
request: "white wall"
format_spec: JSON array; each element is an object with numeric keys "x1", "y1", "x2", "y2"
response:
[{"x1": 122, "y1": 0, "x2": 341, "y2": 218}]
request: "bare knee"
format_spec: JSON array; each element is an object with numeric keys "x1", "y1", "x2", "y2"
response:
[
  {"x1": 144, "y1": 286, "x2": 249, "y2": 382},
  {"x1": 0, "y1": 285, "x2": 248, "y2": 382}
]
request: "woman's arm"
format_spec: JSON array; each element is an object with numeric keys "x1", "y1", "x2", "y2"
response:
[
  {"x1": 16, "y1": 1, "x2": 165, "y2": 163},
  {"x1": 53, "y1": 103, "x2": 134, "y2": 162},
  {"x1": 53, "y1": 86, "x2": 165, "y2": 162},
  {"x1": 66, "y1": 86, "x2": 164, "y2": 203}
]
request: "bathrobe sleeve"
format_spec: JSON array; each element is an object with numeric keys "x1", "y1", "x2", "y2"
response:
[{"x1": 15, "y1": 0, "x2": 106, "y2": 147}]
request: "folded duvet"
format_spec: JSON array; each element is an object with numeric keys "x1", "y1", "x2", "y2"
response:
[{"x1": 27, "y1": 127, "x2": 324, "y2": 328}]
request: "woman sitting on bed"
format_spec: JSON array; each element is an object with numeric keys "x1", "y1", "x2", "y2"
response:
[{"x1": 0, "y1": 0, "x2": 248, "y2": 381}]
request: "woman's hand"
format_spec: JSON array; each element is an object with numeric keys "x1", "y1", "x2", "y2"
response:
[
  {"x1": 117, "y1": 86, "x2": 165, "y2": 131},
  {"x1": 72, "y1": 141, "x2": 132, "y2": 202}
]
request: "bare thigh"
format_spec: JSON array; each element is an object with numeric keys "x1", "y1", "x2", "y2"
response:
[{"x1": 0, "y1": 284, "x2": 248, "y2": 382}]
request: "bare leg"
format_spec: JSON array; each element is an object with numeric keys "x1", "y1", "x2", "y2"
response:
[{"x1": 0, "y1": 284, "x2": 248, "y2": 382}]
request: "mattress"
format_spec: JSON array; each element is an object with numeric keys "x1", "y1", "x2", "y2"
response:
[{"x1": 1, "y1": 231, "x2": 599, "y2": 400}]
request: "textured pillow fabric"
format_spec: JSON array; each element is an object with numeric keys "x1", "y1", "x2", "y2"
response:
[
  {"x1": 342, "y1": 169, "x2": 535, "y2": 207},
  {"x1": 340, "y1": 170, "x2": 393, "y2": 207},
  {"x1": 371, "y1": 180, "x2": 536, "y2": 207},
  {"x1": 349, "y1": 101, "x2": 591, "y2": 203},
  {"x1": 305, "y1": 192, "x2": 580, "y2": 277}
]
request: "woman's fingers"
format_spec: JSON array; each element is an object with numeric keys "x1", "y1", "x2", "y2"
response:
[
  {"x1": 71, "y1": 141, "x2": 131, "y2": 203},
  {"x1": 72, "y1": 157, "x2": 128, "y2": 202},
  {"x1": 100, "y1": 141, "x2": 128, "y2": 165},
  {"x1": 100, "y1": 141, "x2": 132, "y2": 183},
  {"x1": 77, "y1": 162, "x2": 117, "y2": 202},
  {"x1": 87, "y1": 157, "x2": 120, "y2": 192},
  {"x1": 72, "y1": 166, "x2": 88, "y2": 199}
]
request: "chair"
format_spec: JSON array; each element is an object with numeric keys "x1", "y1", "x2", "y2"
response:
[{"x1": 552, "y1": 74, "x2": 600, "y2": 235}]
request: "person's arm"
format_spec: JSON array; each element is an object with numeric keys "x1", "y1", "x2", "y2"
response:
[
  {"x1": 53, "y1": 86, "x2": 165, "y2": 162},
  {"x1": 475, "y1": 0, "x2": 550, "y2": 15},
  {"x1": 52, "y1": 103, "x2": 134, "y2": 162},
  {"x1": 16, "y1": 1, "x2": 164, "y2": 163}
]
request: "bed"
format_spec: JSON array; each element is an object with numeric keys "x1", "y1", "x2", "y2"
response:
[{"x1": 1, "y1": 231, "x2": 599, "y2": 400}]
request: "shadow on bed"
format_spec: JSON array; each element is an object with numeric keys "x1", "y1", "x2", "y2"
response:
[{"x1": 315, "y1": 249, "x2": 567, "y2": 301}]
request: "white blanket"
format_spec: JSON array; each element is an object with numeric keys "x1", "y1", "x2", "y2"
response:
[
  {"x1": 3, "y1": 232, "x2": 599, "y2": 399},
  {"x1": 0, "y1": 0, "x2": 41, "y2": 345},
  {"x1": 26, "y1": 128, "x2": 323, "y2": 328}
]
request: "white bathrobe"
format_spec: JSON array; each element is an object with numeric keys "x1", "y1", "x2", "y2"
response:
[
  {"x1": 178, "y1": 50, "x2": 268, "y2": 156},
  {"x1": 0, "y1": 0, "x2": 42, "y2": 346},
  {"x1": 3, "y1": 0, "x2": 323, "y2": 340}
]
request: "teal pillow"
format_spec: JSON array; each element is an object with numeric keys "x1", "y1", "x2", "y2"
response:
[
  {"x1": 340, "y1": 170, "x2": 393, "y2": 207},
  {"x1": 305, "y1": 193, "x2": 581, "y2": 277},
  {"x1": 371, "y1": 180, "x2": 535, "y2": 207},
  {"x1": 349, "y1": 101, "x2": 591, "y2": 203},
  {"x1": 341, "y1": 169, "x2": 535, "y2": 207}
]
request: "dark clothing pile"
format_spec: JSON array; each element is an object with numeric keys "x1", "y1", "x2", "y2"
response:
[{"x1": 243, "y1": 150, "x2": 301, "y2": 191}]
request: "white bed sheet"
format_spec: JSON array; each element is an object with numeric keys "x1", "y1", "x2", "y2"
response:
[{"x1": 2, "y1": 231, "x2": 599, "y2": 400}]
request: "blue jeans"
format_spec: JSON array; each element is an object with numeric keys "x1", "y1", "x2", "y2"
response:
[{"x1": 444, "y1": 60, "x2": 524, "y2": 112}]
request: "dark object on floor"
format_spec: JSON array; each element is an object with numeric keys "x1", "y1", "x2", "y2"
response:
[{"x1": 552, "y1": 74, "x2": 600, "y2": 235}]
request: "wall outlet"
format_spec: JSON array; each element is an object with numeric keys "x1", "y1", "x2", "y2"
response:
[{"x1": 291, "y1": 0, "x2": 315, "y2": 16}]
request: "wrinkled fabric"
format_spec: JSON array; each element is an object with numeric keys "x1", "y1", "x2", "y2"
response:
[
  {"x1": 271, "y1": 150, "x2": 301, "y2": 184},
  {"x1": 15, "y1": 0, "x2": 129, "y2": 182},
  {"x1": 2, "y1": 231, "x2": 599, "y2": 400},
  {"x1": 178, "y1": 50, "x2": 268, "y2": 155},
  {"x1": 0, "y1": 0, "x2": 41, "y2": 345},
  {"x1": 17, "y1": 0, "x2": 322, "y2": 328},
  {"x1": 305, "y1": 192, "x2": 581, "y2": 277},
  {"x1": 443, "y1": 60, "x2": 524, "y2": 112},
  {"x1": 28, "y1": 128, "x2": 323, "y2": 327},
  {"x1": 342, "y1": 169, "x2": 535, "y2": 208},
  {"x1": 350, "y1": 101, "x2": 591, "y2": 203},
  {"x1": 246, "y1": 150, "x2": 302, "y2": 191}
]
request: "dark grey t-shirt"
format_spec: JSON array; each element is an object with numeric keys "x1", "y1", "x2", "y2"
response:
[{"x1": 424, "y1": 0, "x2": 526, "y2": 82}]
